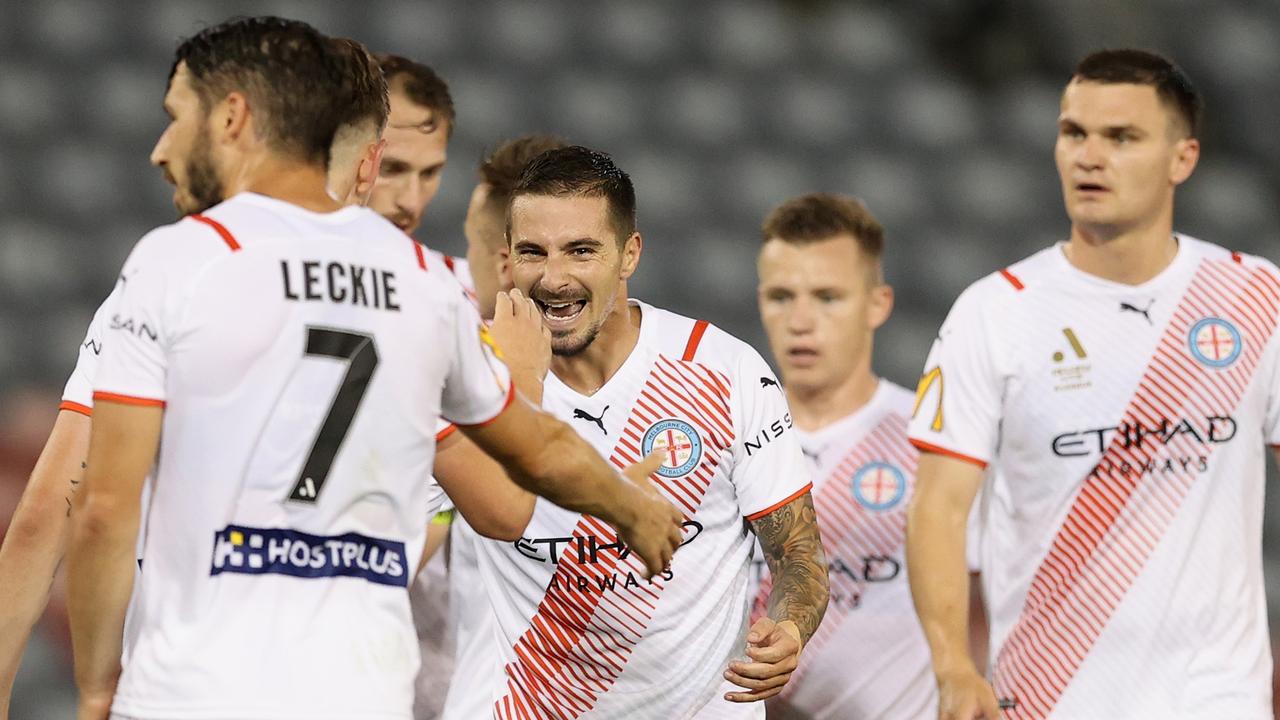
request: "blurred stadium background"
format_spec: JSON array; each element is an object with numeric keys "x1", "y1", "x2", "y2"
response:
[{"x1": 2, "y1": 0, "x2": 1277, "y2": 715}]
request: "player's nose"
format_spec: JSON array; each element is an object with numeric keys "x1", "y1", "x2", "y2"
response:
[
  {"x1": 1074, "y1": 135, "x2": 1106, "y2": 170},
  {"x1": 787, "y1": 298, "x2": 816, "y2": 333}
]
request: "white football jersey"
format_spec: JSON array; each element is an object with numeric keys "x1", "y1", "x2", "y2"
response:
[
  {"x1": 61, "y1": 282, "x2": 121, "y2": 415},
  {"x1": 441, "y1": 513, "x2": 495, "y2": 720},
  {"x1": 469, "y1": 300, "x2": 810, "y2": 720},
  {"x1": 94, "y1": 192, "x2": 512, "y2": 720},
  {"x1": 909, "y1": 236, "x2": 1280, "y2": 720},
  {"x1": 749, "y1": 381, "x2": 935, "y2": 719}
]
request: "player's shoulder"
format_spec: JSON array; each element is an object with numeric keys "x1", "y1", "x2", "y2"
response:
[
  {"x1": 879, "y1": 380, "x2": 917, "y2": 419},
  {"x1": 639, "y1": 300, "x2": 759, "y2": 371},
  {"x1": 1182, "y1": 233, "x2": 1280, "y2": 280},
  {"x1": 942, "y1": 244, "x2": 1062, "y2": 326},
  {"x1": 124, "y1": 210, "x2": 245, "y2": 274}
]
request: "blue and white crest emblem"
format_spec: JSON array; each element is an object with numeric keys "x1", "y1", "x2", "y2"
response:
[
  {"x1": 851, "y1": 462, "x2": 907, "y2": 512},
  {"x1": 1188, "y1": 317, "x2": 1242, "y2": 369},
  {"x1": 641, "y1": 419, "x2": 703, "y2": 478}
]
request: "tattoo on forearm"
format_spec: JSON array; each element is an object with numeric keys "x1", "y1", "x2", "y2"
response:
[
  {"x1": 750, "y1": 494, "x2": 829, "y2": 645},
  {"x1": 65, "y1": 462, "x2": 85, "y2": 517}
]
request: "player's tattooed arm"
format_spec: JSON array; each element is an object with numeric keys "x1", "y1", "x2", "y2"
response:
[{"x1": 750, "y1": 493, "x2": 829, "y2": 645}]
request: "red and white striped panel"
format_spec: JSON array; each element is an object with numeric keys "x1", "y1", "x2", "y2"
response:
[
  {"x1": 994, "y1": 259, "x2": 1280, "y2": 718},
  {"x1": 752, "y1": 413, "x2": 917, "y2": 693},
  {"x1": 495, "y1": 355, "x2": 734, "y2": 720}
]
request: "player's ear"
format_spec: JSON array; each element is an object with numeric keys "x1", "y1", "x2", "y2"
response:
[
  {"x1": 354, "y1": 139, "x2": 386, "y2": 203},
  {"x1": 217, "y1": 91, "x2": 252, "y2": 146},
  {"x1": 497, "y1": 246, "x2": 512, "y2": 288},
  {"x1": 619, "y1": 232, "x2": 642, "y2": 279},
  {"x1": 867, "y1": 282, "x2": 894, "y2": 331},
  {"x1": 1169, "y1": 136, "x2": 1199, "y2": 186}
]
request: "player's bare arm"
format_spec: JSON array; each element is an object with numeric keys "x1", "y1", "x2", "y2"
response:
[
  {"x1": 725, "y1": 492, "x2": 829, "y2": 703},
  {"x1": 906, "y1": 453, "x2": 1000, "y2": 720},
  {"x1": 460, "y1": 395, "x2": 683, "y2": 577},
  {"x1": 67, "y1": 401, "x2": 161, "y2": 720},
  {"x1": 0, "y1": 410, "x2": 91, "y2": 715}
]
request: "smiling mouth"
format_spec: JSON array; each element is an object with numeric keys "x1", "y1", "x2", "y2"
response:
[{"x1": 535, "y1": 298, "x2": 587, "y2": 324}]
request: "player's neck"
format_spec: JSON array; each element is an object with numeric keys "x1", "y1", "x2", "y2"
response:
[
  {"x1": 1064, "y1": 213, "x2": 1178, "y2": 285},
  {"x1": 227, "y1": 155, "x2": 343, "y2": 214},
  {"x1": 550, "y1": 298, "x2": 642, "y2": 397},
  {"x1": 786, "y1": 362, "x2": 879, "y2": 433}
]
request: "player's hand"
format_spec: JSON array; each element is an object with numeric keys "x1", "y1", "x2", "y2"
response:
[
  {"x1": 936, "y1": 665, "x2": 1002, "y2": 719},
  {"x1": 723, "y1": 617, "x2": 802, "y2": 702},
  {"x1": 617, "y1": 451, "x2": 684, "y2": 579},
  {"x1": 490, "y1": 288, "x2": 551, "y2": 402}
]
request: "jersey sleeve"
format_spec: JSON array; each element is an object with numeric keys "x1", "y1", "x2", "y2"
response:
[
  {"x1": 907, "y1": 282, "x2": 1004, "y2": 468},
  {"x1": 730, "y1": 347, "x2": 812, "y2": 521},
  {"x1": 60, "y1": 283, "x2": 123, "y2": 415},
  {"x1": 92, "y1": 233, "x2": 183, "y2": 406},
  {"x1": 1264, "y1": 326, "x2": 1280, "y2": 448},
  {"x1": 440, "y1": 294, "x2": 513, "y2": 427}
]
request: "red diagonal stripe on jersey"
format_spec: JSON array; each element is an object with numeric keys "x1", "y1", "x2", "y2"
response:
[
  {"x1": 751, "y1": 413, "x2": 919, "y2": 694},
  {"x1": 496, "y1": 355, "x2": 733, "y2": 719},
  {"x1": 994, "y1": 259, "x2": 1280, "y2": 719}
]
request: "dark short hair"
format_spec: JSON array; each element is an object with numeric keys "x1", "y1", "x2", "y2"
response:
[
  {"x1": 331, "y1": 38, "x2": 389, "y2": 137},
  {"x1": 509, "y1": 146, "x2": 637, "y2": 243},
  {"x1": 1073, "y1": 49, "x2": 1203, "y2": 138},
  {"x1": 376, "y1": 53, "x2": 455, "y2": 136},
  {"x1": 479, "y1": 135, "x2": 568, "y2": 210},
  {"x1": 171, "y1": 16, "x2": 355, "y2": 167},
  {"x1": 762, "y1": 193, "x2": 884, "y2": 264}
]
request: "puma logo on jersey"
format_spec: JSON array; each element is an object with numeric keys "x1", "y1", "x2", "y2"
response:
[
  {"x1": 1119, "y1": 299, "x2": 1154, "y2": 324},
  {"x1": 760, "y1": 376, "x2": 780, "y2": 390},
  {"x1": 572, "y1": 406, "x2": 609, "y2": 434}
]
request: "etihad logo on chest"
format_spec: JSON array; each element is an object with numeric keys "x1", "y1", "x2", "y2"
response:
[
  {"x1": 515, "y1": 522, "x2": 703, "y2": 592},
  {"x1": 1051, "y1": 415, "x2": 1237, "y2": 457}
]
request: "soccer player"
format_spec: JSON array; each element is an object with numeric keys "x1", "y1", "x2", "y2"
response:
[
  {"x1": 432, "y1": 134, "x2": 567, "y2": 720},
  {"x1": 0, "y1": 30, "x2": 394, "y2": 719},
  {"x1": 751, "y1": 193, "x2": 937, "y2": 718},
  {"x1": 62, "y1": 19, "x2": 682, "y2": 720},
  {"x1": 366, "y1": 54, "x2": 453, "y2": 235},
  {"x1": 907, "y1": 49, "x2": 1280, "y2": 720},
  {"x1": 456, "y1": 146, "x2": 829, "y2": 719}
]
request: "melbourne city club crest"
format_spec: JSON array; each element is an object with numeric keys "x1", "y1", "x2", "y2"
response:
[
  {"x1": 851, "y1": 462, "x2": 907, "y2": 512},
  {"x1": 642, "y1": 419, "x2": 703, "y2": 478},
  {"x1": 1188, "y1": 317, "x2": 1242, "y2": 369}
]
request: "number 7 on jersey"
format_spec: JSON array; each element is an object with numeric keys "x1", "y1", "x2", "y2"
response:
[{"x1": 287, "y1": 327, "x2": 380, "y2": 504}]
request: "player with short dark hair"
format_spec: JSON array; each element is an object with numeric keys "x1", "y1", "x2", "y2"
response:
[
  {"x1": 907, "y1": 48, "x2": 1280, "y2": 720},
  {"x1": 456, "y1": 145, "x2": 828, "y2": 719},
  {"x1": 326, "y1": 37, "x2": 390, "y2": 206},
  {"x1": 751, "y1": 192, "x2": 933, "y2": 718},
  {"x1": 0, "y1": 21, "x2": 398, "y2": 719},
  {"x1": 62, "y1": 20, "x2": 682, "y2": 720}
]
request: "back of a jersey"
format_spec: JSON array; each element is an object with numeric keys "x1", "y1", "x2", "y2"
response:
[{"x1": 95, "y1": 192, "x2": 511, "y2": 720}]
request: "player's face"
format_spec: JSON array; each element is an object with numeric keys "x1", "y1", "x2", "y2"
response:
[
  {"x1": 1055, "y1": 80, "x2": 1199, "y2": 236},
  {"x1": 508, "y1": 194, "x2": 640, "y2": 356},
  {"x1": 464, "y1": 183, "x2": 512, "y2": 320},
  {"x1": 757, "y1": 235, "x2": 892, "y2": 393},
  {"x1": 150, "y1": 63, "x2": 223, "y2": 216},
  {"x1": 366, "y1": 92, "x2": 448, "y2": 233}
]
